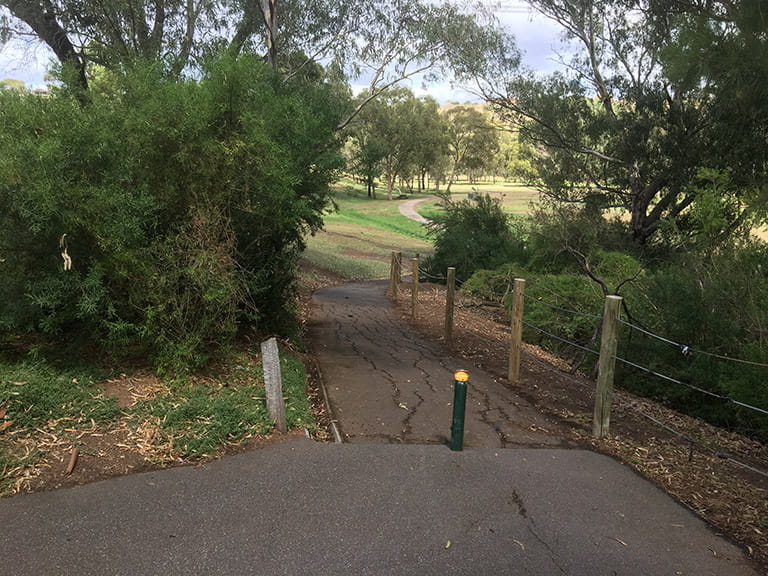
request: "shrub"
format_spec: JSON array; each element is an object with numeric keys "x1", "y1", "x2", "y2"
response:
[
  {"x1": 0, "y1": 55, "x2": 345, "y2": 372},
  {"x1": 423, "y1": 193, "x2": 527, "y2": 281}
]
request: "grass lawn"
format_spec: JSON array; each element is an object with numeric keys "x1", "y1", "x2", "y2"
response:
[
  {"x1": 414, "y1": 181, "x2": 540, "y2": 220},
  {"x1": 303, "y1": 180, "x2": 432, "y2": 280}
]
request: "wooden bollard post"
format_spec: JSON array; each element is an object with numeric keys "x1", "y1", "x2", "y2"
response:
[
  {"x1": 261, "y1": 337, "x2": 287, "y2": 433},
  {"x1": 444, "y1": 267, "x2": 456, "y2": 342},
  {"x1": 508, "y1": 278, "x2": 525, "y2": 382},
  {"x1": 397, "y1": 252, "x2": 403, "y2": 283},
  {"x1": 390, "y1": 251, "x2": 398, "y2": 297},
  {"x1": 411, "y1": 257, "x2": 419, "y2": 318},
  {"x1": 593, "y1": 295, "x2": 622, "y2": 438}
]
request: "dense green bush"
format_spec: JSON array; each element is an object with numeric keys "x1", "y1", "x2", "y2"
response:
[
  {"x1": 461, "y1": 233, "x2": 768, "y2": 439},
  {"x1": 0, "y1": 55, "x2": 345, "y2": 371},
  {"x1": 616, "y1": 243, "x2": 768, "y2": 437},
  {"x1": 463, "y1": 250, "x2": 647, "y2": 368},
  {"x1": 423, "y1": 193, "x2": 527, "y2": 280}
]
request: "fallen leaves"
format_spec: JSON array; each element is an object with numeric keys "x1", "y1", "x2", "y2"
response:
[{"x1": 0, "y1": 406, "x2": 12, "y2": 433}]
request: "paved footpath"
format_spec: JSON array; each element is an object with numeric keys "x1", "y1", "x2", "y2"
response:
[
  {"x1": 308, "y1": 281, "x2": 569, "y2": 447},
  {"x1": 398, "y1": 197, "x2": 432, "y2": 223},
  {"x1": 0, "y1": 280, "x2": 759, "y2": 575},
  {"x1": 0, "y1": 440, "x2": 758, "y2": 575}
]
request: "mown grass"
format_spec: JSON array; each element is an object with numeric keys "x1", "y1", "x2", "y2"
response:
[
  {"x1": 303, "y1": 180, "x2": 432, "y2": 280},
  {"x1": 327, "y1": 182, "x2": 432, "y2": 240},
  {"x1": 415, "y1": 182, "x2": 540, "y2": 220}
]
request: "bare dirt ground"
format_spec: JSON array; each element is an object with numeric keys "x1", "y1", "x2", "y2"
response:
[{"x1": 389, "y1": 278, "x2": 768, "y2": 570}]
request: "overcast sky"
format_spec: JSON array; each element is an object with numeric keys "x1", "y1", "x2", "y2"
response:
[
  {"x1": 0, "y1": 2, "x2": 565, "y2": 98},
  {"x1": 410, "y1": 4, "x2": 567, "y2": 102}
]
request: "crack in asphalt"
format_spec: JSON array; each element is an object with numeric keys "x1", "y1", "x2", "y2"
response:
[
  {"x1": 476, "y1": 386, "x2": 510, "y2": 447},
  {"x1": 310, "y1": 281, "x2": 566, "y2": 448},
  {"x1": 527, "y1": 523, "x2": 569, "y2": 575},
  {"x1": 400, "y1": 389, "x2": 425, "y2": 440}
]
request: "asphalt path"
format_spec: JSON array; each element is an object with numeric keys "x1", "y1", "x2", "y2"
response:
[
  {"x1": 308, "y1": 280, "x2": 569, "y2": 447},
  {"x1": 398, "y1": 197, "x2": 432, "y2": 224},
  {"x1": 0, "y1": 439, "x2": 757, "y2": 575}
]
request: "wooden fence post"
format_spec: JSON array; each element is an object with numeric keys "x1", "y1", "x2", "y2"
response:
[
  {"x1": 390, "y1": 251, "x2": 398, "y2": 297},
  {"x1": 411, "y1": 257, "x2": 419, "y2": 318},
  {"x1": 397, "y1": 252, "x2": 402, "y2": 283},
  {"x1": 593, "y1": 295, "x2": 622, "y2": 438},
  {"x1": 261, "y1": 337, "x2": 287, "y2": 434},
  {"x1": 444, "y1": 267, "x2": 456, "y2": 342},
  {"x1": 508, "y1": 278, "x2": 526, "y2": 382}
]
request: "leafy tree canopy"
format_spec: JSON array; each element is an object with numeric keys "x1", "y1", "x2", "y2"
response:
[
  {"x1": 469, "y1": 0, "x2": 767, "y2": 247},
  {"x1": 0, "y1": 0, "x2": 514, "y2": 126}
]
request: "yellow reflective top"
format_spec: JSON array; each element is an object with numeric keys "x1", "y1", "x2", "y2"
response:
[{"x1": 454, "y1": 370, "x2": 469, "y2": 382}]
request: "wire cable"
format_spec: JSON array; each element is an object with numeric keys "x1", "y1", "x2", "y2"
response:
[
  {"x1": 614, "y1": 397, "x2": 768, "y2": 479},
  {"x1": 715, "y1": 454, "x2": 768, "y2": 479},
  {"x1": 614, "y1": 355, "x2": 768, "y2": 417},
  {"x1": 523, "y1": 349, "x2": 768, "y2": 478},
  {"x1": 410, "y1": 267, "x2": 768, "y2": 418},
  {"x1": 619, "y1": 318, "x2": 768, "y2": 368},
  {"x1": 523, "y1": 293, "x2": 602, "y2": 319},
  {"x1": 520, "y1": 347, "x2": 596, "y2": 392}
]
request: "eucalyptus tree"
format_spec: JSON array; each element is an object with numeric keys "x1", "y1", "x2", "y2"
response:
[
  {"x1": 230, "y1": 0, "x2": 513, "y2": 130},
  {"x1": 0, "y1": 0, "x2": 218, "y2": 91},
  {"x1": 409, "y1": 96, "x2": 450, "y2": 192},
  {"x1": 1, "y1": 0, "x2": 511, "y2": 127},
  {"x1": 647, "y1": 0, "x2": 768, "y2": 195},
  {"x1": 467, "y1": 0, "x2": 764, "y2": 246},
  {"x1": 443, "y1": 105, "x2": 499, "y2": 192},
  {"x1": 348, "y1": 88, "x2": 450, "y2": 199},
  {"x1": 348, "y1": 88, "x2": 415, "y2": 200}
]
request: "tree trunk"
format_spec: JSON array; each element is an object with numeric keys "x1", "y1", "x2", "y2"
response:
[
  {"x1": 6, "y1": 1, "x2": 88, "y2": 94},
  {"x1": 385, "y1": 157, "x2": 394, "y2": 200},
  {"x1": 260, "y1": 0, "x2": 277, "y2": 69},
  {"x1": 446, "y1": 167, "x2": 457, "y2": 193}
]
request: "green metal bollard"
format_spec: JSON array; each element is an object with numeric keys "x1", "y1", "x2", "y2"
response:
[{"x1": 450, "y1": 370, "x2": 469, "y2": 451}]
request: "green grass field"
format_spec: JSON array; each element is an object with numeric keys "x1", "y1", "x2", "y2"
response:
[
  {"x1": 303, "y1": 179, "x2": 539, "y2": 280},
  {"x1": 415, "y1": 181, "x2": 540, "y2": 219},
  {"x1": 303, "y1": 181, "x2": 433, "y2": 280}
]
